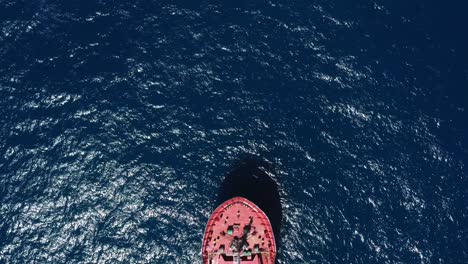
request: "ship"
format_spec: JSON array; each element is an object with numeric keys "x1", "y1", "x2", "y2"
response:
[{"x1": 202, "y1": 197, "x2": 276, "y2": 264}]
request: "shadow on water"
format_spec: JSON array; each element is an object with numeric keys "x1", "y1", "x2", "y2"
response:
[{"x1": 217, "y1": 156, "x2": 282, "y2": 263}]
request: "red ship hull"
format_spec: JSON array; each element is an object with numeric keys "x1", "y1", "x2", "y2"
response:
[{"x1": 202, "y1": 197, "x2": 276, "y2": 264}]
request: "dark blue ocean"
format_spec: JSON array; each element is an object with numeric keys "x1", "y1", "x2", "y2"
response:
[{"x1": 1, "y1": 0, "x2": 467, "y2": 263}]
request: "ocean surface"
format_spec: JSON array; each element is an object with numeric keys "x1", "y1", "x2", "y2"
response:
[{"x1": 1, "y1": 0, "x2": 467, "y2": 263}]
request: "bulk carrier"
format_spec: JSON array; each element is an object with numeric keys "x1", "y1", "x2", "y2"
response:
[{"x1": 202, "y1": 197, "x2": 276, "y2": 264}]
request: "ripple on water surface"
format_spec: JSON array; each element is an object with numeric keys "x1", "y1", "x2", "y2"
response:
[{"x1": 1, "y1": 1, "x2": 467, "y2": 263}]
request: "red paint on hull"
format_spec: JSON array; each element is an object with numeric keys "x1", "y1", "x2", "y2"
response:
[{"x1": 202, "y1": 197, "x2": 276, "y2": 264}]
